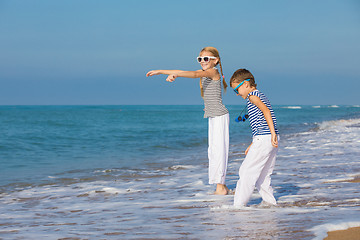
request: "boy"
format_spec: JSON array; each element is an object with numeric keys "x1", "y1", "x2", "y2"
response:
[{"x1": 230, "y1": 69, "x2": 279, "y2": 207}]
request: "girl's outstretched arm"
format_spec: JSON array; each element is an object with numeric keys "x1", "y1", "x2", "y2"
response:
[
  {"x1": 146, "y1": 70, "x2": 181, "y2": 77},
  {"x1": 147, "y1": 68, "x2": 219, "y2": 82}
]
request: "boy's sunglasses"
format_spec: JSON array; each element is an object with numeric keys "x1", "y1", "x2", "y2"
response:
[
  {"x1": 197, "y1": 56, "x2": 217, "y2": 63},
  {"x1": 233, "y1": 79, "x2": 251, "y2": 94}
]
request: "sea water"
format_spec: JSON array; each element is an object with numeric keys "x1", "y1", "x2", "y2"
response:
[{"x1": 0, "y1": 105, "x2": 359, "y2": 239}]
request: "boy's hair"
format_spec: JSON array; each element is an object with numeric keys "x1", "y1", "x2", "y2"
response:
[
  {"x1": 199, "y1": 46, "x2": 227, "y2": 97},
  {"x1": 230, "y1": 69, "x2": 257, "y2": 88}
]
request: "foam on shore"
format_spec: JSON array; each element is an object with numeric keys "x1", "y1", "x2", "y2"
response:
[{"x1": 311, "y1": 221, "x2": 360, "y2": 240}]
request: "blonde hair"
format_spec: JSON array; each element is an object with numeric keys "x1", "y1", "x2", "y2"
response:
[{"x1": 199, "y1": 47, "x2": 227, "y2": 97}]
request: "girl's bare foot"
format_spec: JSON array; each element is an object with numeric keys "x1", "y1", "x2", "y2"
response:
[{"x1": 214, "y1": 184, "x2": 229, "y2": 195}]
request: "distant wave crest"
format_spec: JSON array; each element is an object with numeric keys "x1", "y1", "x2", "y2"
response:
[
  {"x1": 318, "y1": 118, "x2": 360, "y2": 131},
  {"x1": 282, "y1": 106, "x2": 302, "y2": 109}
]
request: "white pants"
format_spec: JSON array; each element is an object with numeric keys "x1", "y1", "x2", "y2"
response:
[
  {"x1": 208, "y1": 113, "x2": 229, "y2": 185},
  {"x1": 234, "y1": 134, "x2": 279, "y2": 206}
]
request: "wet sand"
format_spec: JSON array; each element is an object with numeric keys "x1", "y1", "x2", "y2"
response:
[
  {"x1": 324, "y1": 227, "x2": 360, "y2": 240},
  {"x1": 348, "y1": 177, "x2": 360, "y2": 183}
]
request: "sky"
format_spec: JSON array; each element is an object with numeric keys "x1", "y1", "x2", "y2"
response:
[{"x1": 0, "y1": 0, "x2": 359, "y2": 105}]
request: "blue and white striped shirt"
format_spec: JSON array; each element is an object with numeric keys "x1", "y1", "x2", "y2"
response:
[{"x1": 246, "y1": 90, "x2": 279, "y2": 137}]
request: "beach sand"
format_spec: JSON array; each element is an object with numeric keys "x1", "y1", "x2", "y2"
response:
[{"x1": 324, "y1": 227, "x2": 360, "y2": 240}]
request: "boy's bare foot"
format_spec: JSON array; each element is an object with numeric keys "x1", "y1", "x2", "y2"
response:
[{"x1": 214, "y1": 184, "x2": 229, "y2": 195}]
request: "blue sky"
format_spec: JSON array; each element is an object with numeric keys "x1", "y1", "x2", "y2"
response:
[{"x1": 0, "y1": 0, "x2": 359, "y2": 105}]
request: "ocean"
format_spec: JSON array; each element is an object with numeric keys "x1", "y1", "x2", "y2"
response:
[{"x1": 0, "y1": 105, "x2": 359, "y2": 239}]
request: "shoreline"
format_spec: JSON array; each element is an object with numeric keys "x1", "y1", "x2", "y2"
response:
[
  {"x1": 324, "y1": 226, "x2": 360, "y2": 240},
  {"x1": 310, "y1": 175, "x2": 360, "y2": 240}
]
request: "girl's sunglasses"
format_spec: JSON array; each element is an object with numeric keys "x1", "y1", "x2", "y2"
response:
[
  {"x1": 197, "y1": 56, "x2": 217, "y2": 63},
  {"x1": 233, "y1": 79, "x2": 251, "y2": 94}
]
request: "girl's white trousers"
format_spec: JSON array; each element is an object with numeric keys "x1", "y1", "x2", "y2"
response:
[
  {"x1": 208, "y1": 113, "x2": 229, "y2": 185},
  {"x1": 234, "y1": 134, "x2": 279, "y2": 206}
]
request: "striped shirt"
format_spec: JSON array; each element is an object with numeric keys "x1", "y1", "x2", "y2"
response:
[
  {"x1": 246, "y1": 90, "x2": 279, "y2": 136},
  {"x1": 202, "y1": 73, "x2": 228, "y2": 118}
]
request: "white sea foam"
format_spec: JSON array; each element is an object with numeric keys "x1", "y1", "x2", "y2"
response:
[
  {"x1": 284, "y1": 146, "x2": 297, "y2": 149},
  {"x1": 282, "y1": 106, "x2": 302, "y2": 109},
  {"x1": 211, "y1": 204, "x2": 251, "y2": 211},
  {"x1": 168, "y1": 164, "x2": 197, "y2": 170},
  {"x1": 323, "y1": 177, "x2": 354, "y2": 183},
  {"x1": 310, "y1": 221, "x2": 360, "y2": 240},
  {"x1": 93, "y1": 169, "x2": 121, "y2": 173}
]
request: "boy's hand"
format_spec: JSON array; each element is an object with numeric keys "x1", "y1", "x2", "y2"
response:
[
  {"x1": 245, "y1": 143, "x2": 252, "y2": 155},
  {"x1": 272, "y1": 134, "x2": 278, "y2": 148}
]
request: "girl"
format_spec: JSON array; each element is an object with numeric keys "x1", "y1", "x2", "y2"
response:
[{"x1": 146, "y1": 47, "x2": 229, "y2": 195}]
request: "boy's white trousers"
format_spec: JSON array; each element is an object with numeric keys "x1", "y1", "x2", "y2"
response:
[
  {"x1": 208, "y1": 113, "x2": 229, "y2": 185},
  {"x1": 234, "y1": 134, "x2": 278, "y2": 206}
]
